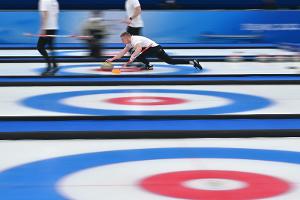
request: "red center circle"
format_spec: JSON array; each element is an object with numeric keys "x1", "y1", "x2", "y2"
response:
[
  {"x1": 139, "y1": 170, "x2": 291, "y2": 200},
  {"x1": 105, "y1": 96, "x2": 187, "y2": 106}
]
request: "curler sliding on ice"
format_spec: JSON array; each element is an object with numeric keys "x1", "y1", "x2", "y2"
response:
[{"x1": 106, "y1": 32, "x2": 203, "y2": 71}]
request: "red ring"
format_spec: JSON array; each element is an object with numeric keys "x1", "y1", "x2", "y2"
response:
[
  {"x1": 139, "y1": 170, "x2": 291, "y2": 200},
  {"x1": 105, "y1": 96, "x2": 187, "y2": 106}
]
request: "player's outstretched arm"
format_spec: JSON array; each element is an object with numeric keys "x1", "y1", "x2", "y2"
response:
[
  {"x1": 106, "y1": 46, "x2": 130, "y2": 62},
  {"x1": 130, "y1": 44, "x2": 142, "y2": 62}
]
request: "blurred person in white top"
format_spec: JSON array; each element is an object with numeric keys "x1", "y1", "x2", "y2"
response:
[
  {"x1": 37, "y1": 0, "x2": 59, "y2": 75},
  {"x1": 124, "y1": 0, "x2": 144, "y2": 35}
]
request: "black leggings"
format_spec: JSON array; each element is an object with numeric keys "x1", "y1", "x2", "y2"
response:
[
  {"x1": 127, "y1": 26, "x2": 142, "y2": 36},
  {"x1": 136, "y1": 45, "x2": 190, "y2": 66},
  {"x1": 87, "y1": 39, "x2": 102, "y2": 58},
  {"x1": 37, "y1": 30, "x2": 57, "y2": 67}
]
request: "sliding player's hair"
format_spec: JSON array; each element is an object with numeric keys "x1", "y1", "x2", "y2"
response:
[{"x1": 120, "y1": 32, "x2": 131, "y2": 37}]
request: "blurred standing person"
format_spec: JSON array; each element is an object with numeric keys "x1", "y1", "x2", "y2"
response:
[
  {"x1": 37, "y1": 0, "x2": 59, "y2": 76},
  {"x1": 81, "y1": 11, "x2": 107, "y2": 58},
  {"x1": 124, "y1": 0, "x2": 144, "y2": 35}
]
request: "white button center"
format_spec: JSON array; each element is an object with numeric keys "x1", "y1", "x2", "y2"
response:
[
  {"x1": 129, "y1": 98, "x2": 162, "y2": 103},
  {"x1": 184, "y1": 178, "x2": 248, "y2": 191}
]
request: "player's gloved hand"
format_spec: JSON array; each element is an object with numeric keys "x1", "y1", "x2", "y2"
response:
[
  {"x1": 40, "y1": 29, "x2": 46, "y2": 35},
  {"x1": 123, "y1": 58, "x2": 134, "y2": 68},
  {"x1": 105, "y1": 58, "x2": 114, "y2": 62},
  {"x1": 122, "y1": 63, "x2": 127, "y2": 68},
  {"x1": 122, "y1": 18, "x2": 132, "y2": 25},
  {"x1": 129, "y1": 58, "x2": 135, "y2": 64},
  {"x1": 77, "y1": 35, "x2": 92, "y2": 40}
]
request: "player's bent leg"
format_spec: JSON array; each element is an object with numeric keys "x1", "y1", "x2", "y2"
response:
[
  {"x1": 155, "y1": 46, "x2": 187, "y2": 64},
  {"x1": 37, "y1": 37, "x2": 52, "y2": 72},
  {"x1": 135, "y1": 54, "x2": 153, "y2": 70},
  {"x1": 155, "y1": 46, "x2": 203, "y2": 70},
  {"x1": 47, "y1": 30, "x2": 58, "y2": 69}
]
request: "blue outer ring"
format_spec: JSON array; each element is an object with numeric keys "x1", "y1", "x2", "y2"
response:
[
  {"x1": 0, "y1": 147, "x2": 300, "y2": 200},
  {"x1": 52, "y1": 63, "x2": 200, "y2": 76},
  {"x1": 21, "y1": 89, "x2": 272, "y2": 115}
]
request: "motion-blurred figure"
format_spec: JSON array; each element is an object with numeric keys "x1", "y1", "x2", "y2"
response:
[
  {"x1": 81, "y1": 11, "x2": 107, "y2": 58},
  {"x1": 37, "y1": 0, "x2": 59, "y2": 76},
  {"x1": 124, "y1": 0, "x2": 144, "y2": 35},
  {"x1": 124, "y1": 0, "x2": 144, "y2": 67}
]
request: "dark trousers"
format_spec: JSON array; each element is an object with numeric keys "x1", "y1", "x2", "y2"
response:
[
  {"x1": 136, "y1": 45, "x2": 190, "y2": 66},
  {"x1": 87, "y1": 29, "x2": 104, "y2": 58},
  {"x1": 87, "y1": 39, "x2": 102, "y2": 58},
  {"x1": 37, "y1": 29, "x2": 57, "y2": 68},
  {"x1": 127, "y1": 26, "x2": 142, "y2": 36}
]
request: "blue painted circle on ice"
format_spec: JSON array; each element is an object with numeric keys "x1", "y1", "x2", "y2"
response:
[
  {"x1": 53, "y1": 63, "x2": 200, "y2": 75},
  {"x1": 21, "y1": 89, "x2": 271, "y2": 115},
  {"x1": 0, "y1": 148, "x2": 300, "y2": 200}
]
